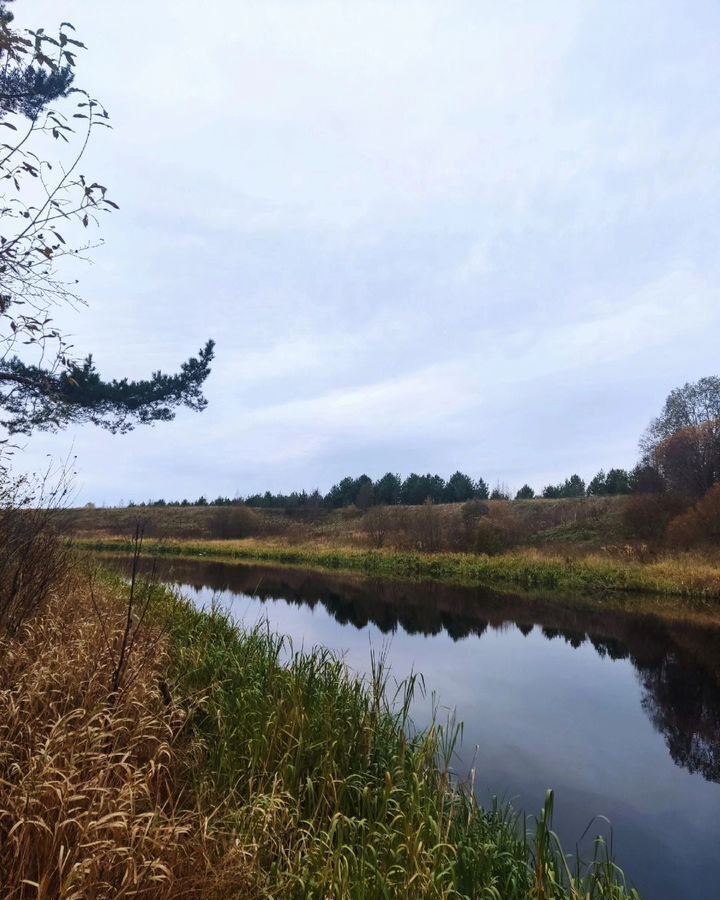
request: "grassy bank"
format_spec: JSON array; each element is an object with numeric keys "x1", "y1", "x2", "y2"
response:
[
  {"x1": 159, "y1": 574, "x2": 637, "y2": 898},
  {"x1": 77, "y1": 536, "x2": 720, "y2": 600},
  {"x1": 1, "y1": 560, "x2": 639, "y2": 898},
  {"x1": 59, "y1": 495, "x2": 631, "y2": 553}
]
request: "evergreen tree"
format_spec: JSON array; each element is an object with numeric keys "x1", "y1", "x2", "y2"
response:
[
  {"x1": 586, "y1": 470, "x2": 608, "y2": 496},
  {"x1": 444, "y1": 470, "x2": 475, "y2": 503},
  {"x1": 605, "y1": 468, "x2": 631, "y2": 495},
  {"x1": 515, "y1": 484, "x2": 535, "y2": 499},
  {"x1": 325, "y1": 476, "x2": 365, "y2": 508},
  {"x1": 400, "y1": 473, "x2": 425, "y2": 505},
  {"x1": 400, "y1": 473, "x2": 445, "y2": 505},
  {"x1": 562, "y1": 474, "x2": 586, "y2": 497},
  {"x1": 426, "y1": 474, "x2": 446, "y2": 503},
  {"x1": 490, "y1": 482, "x2": 510, "y2": 500},
  {"x1": 374, "y1": 472, "x2": 402, "y2": 505},
  {"x1": 355, "y1": 477, "x2": 374, "y2": 510},
  {"x1": 587, "y1": 468, "x2": 631, "y2": 496},
  {"x1": 543, "y1": 475, "x2": 585, "y2": 499},
  {"x1": 0, "y1": 2, "x2": 75, "y2": 117},
  {"x1": 473, "y1": 477, "x2": 490, "y2": 500},
  {"x1": 1, "y1": 347, "x2": 215, "y2": 433}
]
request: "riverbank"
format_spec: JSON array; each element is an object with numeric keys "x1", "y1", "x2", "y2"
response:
[
  {"x1": 1, "y1": 561, "x2": 639, "y2": 898},
  {"x1": 76, "y1": 536, "x2": 720, "y2": 600}
]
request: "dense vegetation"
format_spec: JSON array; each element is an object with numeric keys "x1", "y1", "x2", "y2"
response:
[
  {"x1": 0, "y1": 507, "x2": 640, "y2": 897},
  {"x1": 64, "y1": 482, "x2": 720, "y2": 565}
]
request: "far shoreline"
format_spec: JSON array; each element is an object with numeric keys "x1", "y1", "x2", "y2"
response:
[{"x1": 75, "y1": 535, "x2": 720, "y2": 605}]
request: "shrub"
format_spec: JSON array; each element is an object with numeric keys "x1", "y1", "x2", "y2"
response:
[
  {"x1": 456, "y1": 500, "x2": 489, "y2": 551},
  {"x1": 208, "y1": 506, "x2": 263, "y2": 540},
  {"x1": 623, "y1": 493, "x2": 688, "y2": 541},
  {"x1": 0, "y1": 460, "x2": 71, "y2": 635},
  {"x1": 667, "y1": 484, "x2": 720, "y2": 549},
  {"x1": 453, "y1": 501, "x2": 511, "y2": 553},
  {"x1": 487, "y1": 503, "x2": 528, "y2": 549},
  {"x1": 472, "y1": 519, "x2": 506, "y2": 554},
  {"x1": 0, "y1": 509, "x2": 69, "y2": 635},
  {"x1": 461, "y1": 499, "x2": 490, "y2": 523},
  {"x1": 363, "y1": 505, "x2": 390, "y2": 548},
  {"x1": 415, "y1": 499, "x2": 441, "y2": 551}
]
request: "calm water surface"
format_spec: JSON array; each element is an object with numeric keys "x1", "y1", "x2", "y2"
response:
[{"x1": 99, "y1": 555, "x2": 720, "y2": 900}]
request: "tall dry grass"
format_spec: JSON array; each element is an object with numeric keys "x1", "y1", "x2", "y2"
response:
[{"x1": 0, "y1": 571, "x2": 251, "y2": 899}]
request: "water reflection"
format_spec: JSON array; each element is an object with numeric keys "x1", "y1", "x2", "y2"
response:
[
  {"x1": 97, "y1": 554, "x2": 720, "y2": 786},
  {"x1": 94, "y1": 553, "x2": 720, "y2": 898},
  {"x1": 641, "y1": 658, "x2": 720, "y2": 783}
]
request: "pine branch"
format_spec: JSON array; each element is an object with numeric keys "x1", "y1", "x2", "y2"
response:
[{"x1": 0, "y1": 340, "x2": 215, "y2": 433}]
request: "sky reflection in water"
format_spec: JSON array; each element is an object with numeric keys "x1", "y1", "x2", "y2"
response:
[{"x1": 99, "y1": 556, "x2": 720, "y2": 900}]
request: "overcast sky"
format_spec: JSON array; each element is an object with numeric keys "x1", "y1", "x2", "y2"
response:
[{"x1": 14, "y1": 0, "x2": 720, "y2": 504}]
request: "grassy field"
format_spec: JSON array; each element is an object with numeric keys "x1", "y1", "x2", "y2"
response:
[
  {"x1": 0, "y1": 558, "x2": 640, "y2": 898},
  {"x1": 60, "y1": 495, "x2": 631, "y2": 552},
  {"x1": 77, "y1": 535, "x2": 720, "y2": 601}
]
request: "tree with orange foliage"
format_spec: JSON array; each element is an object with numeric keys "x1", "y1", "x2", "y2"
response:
[
  {"x1": 652, "y1": 420, "x2": 720, "y2": 499},
  {"x1": 640, "y1": 377, "x2": 720, "y2": 499},
  {"x1": 642, "y1": 376, "x2": 720, "y2": 452}
]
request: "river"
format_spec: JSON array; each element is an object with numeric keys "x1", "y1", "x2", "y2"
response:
[{"x1": 97, "y1": 554, "x2": 720, "y2": 900}]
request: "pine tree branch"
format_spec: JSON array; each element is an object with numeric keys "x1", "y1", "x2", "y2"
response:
[{"x1": 0, "y1": 340, "x2": 215, "y2": 433}]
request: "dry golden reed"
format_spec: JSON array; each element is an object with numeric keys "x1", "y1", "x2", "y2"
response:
[{"x1": 0, "y1": 573, "x2": 251, "y2": 899}]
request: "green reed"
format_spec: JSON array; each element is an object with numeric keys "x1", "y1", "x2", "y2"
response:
[{"x1": 144, "y1": 577, "x2": 640, "y2": 898}]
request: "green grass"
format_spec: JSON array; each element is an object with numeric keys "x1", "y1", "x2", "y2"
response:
[
  {"x1": 79, "y1": 536, "x2": 720, "y2": 600},
  {"x1": 533, "y1": 524, "x2": 600, "y2": 545},
  {"x1": 130, "y1": 569, "x2": 640, "y2": 898}
]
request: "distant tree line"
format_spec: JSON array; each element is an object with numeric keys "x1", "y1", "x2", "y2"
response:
[
  {"x1": 128, "y1": 495, "x2": 237, "y2": 508},
  {"x1": 124, "y1": 377, "x2": 720, "y2": 514},
  {"x1": 126, "y1": 467, "x2": 647, "y2": 510},
  {"x1": 128, "y1": 472, "x2": 489, "y2": 510},
  {"x1": 239, "y1": 465, "x2": 657, "y2": 510}
]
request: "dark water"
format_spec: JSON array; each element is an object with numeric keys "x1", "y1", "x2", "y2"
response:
[{"x1": 98, "y1": 555, "x2": 720, "y2": 900}]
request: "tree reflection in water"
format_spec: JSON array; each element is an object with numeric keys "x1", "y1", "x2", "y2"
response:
[
  {"x1": 96, "y1": 554, "x2": 720, "y2": 784},
  {"x1": 640, "y1": 655, "x2": 720, "y2": 782}
]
